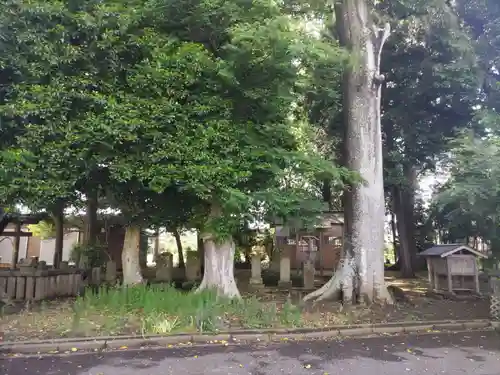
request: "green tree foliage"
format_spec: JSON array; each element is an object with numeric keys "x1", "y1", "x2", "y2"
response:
[
  {"x1": 431, "y1": 0, "x2": 500, "y2": 259},
  {"x1": 434, "y1": 128, "x2": 500, "y2": 257},
  {"x1": 0, "y1": 0, "x2": 351, "y2": 293}
]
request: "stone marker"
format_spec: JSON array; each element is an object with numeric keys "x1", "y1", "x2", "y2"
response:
[
  {"x1": 91, "y1": 267, "x2": 102, "y2": 286},
  {"x1": 186, "y1": 252, "x2": 200, "y2": 281},
  {"x1": 105, "y1": 260, "x2": 117, "y2": 284},
  {"x1": 250, "y1": 253, "x2": 264, "y2": 288},
  {"x1": 278, "y1": 249, "x2": 292, "y2": 288},
  {"x1": 156, "y1": 253, "x2": 173, "y2": 282},
  {"x1": 303, "y1": 260, "x2": 315, "y2": 289}
]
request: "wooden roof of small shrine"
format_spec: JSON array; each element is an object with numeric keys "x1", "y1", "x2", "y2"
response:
[{"x1": 419, "y1": 244, "x2": 488, "y2": 259}]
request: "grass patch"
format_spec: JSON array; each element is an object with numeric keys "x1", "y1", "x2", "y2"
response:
[{"x1": 71, "y1": 284, "x2": 303, "y2": 336}]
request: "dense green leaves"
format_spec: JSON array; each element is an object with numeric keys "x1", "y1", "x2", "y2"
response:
[{"x1": 0, "y1": 0, "x2": 350, "y2": 238}]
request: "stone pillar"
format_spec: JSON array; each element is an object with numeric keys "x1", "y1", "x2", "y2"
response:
[
  {"x1": 91, "y1": 267, "x2": 102, "y2": 286},
  {"x1": 105, "y1": 260, "x2": 117, "y2": 284},
  {"x1": 250, "y1": 253, "x2": 264, "y2": 288},
  {"x1": 186, "y1": 252, "x2": 200, "y2": 281},
  {"x1": 303, "y1": 260, "x2": 315, "y2": 289},
  {"x1": 278, "y1": 249, "x2": 292, "y2": 288},
  {"x1": 156, "y1": 253, "x2": 173, "y2": 282}
]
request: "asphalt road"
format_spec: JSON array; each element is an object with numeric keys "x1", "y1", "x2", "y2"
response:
[{"x1": 1, "y1": 330, "x2": 499, "y2": 375}]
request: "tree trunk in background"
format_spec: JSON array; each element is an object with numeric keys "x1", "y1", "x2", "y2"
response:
[
  {"x1": 52, "y1": 204, "x2": 64, "y2": 268},
  {"x1": 10, "y1": 221, "x2": 21, "y2": 268},
  {"x1": 393, "y1": 163, "x2": 418, "y2": 278},
  {"x1": 390, "y1": 208, "x2": 398, "y2": 262},
  {"x1": 305, "y1": 0, "x2": 392, "y2": 304},
  {"x1": 322, "y1": 179, "x2": 334, "y2": 210},
  {"x1": 153, "y1": 228, "x2": 160, "y2": 259},
  {"x1": 121, "y1": 225, "x2": 144, "y2": 285},
  {"x1": 83, "y1": 187, "x2": 99, "y2": 246},
  {"x1": 197, "y1": 230, "x2": 204, "y2": 268},
  {"x1": 173, "y1": 228, "x2": 185, "y2": 268},
  {"x1": 393, "y1": 185, "x2": 415, "y2": 278},
  {"x1": 196, "y1": 204, "x2": 240, "y2": 298}
]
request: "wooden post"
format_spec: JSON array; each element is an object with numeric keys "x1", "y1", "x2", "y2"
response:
[
  {"x1": 11, "y1": 221, "x2": 22, "y2": 268},
  {"x1": 319, "y1": 233, "x2": 324, "y2": 276},
  {"x1": 474, "y1": 258, "x2": 480, "y2": 294},
  {"x1": 426, "y1": 258, "x2": 433, "y2": 291},
  {"x1": 446, "y1": 258, "x2": 453, "y2": 293}
]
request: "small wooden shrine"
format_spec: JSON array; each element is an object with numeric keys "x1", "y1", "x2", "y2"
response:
[
  {"x1": 273, "y1": 211, "x2": 344, "y2": 274},
  {"x1": 419, "y1": 244, "x2": 487, "y2": 295}
]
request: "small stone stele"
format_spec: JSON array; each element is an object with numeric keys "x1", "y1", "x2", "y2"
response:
[
  {"x1": 105, "y1": 261, "x2": 117, "y2": 284},
  {"x1": 186, "y1": 252, "x2": 200, "y2": 281},
  {"x1": 303, "y1": 260, "x2": 315, "y2": 290},
  {"x1": 28, "y1": 257, "x2": 39, "y2": 267},
  {"x1": 156, "y1": 253, "x2": 173, "y2": 282},
  {"x1": 249, "y1": 253, "x2": 264, "y2": 288}
]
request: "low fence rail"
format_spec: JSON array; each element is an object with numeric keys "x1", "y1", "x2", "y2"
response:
[
  {"x1": 0, "y1": 268, "x2": 82, "y2": 301},
  {"x1": 491, "y1": 273, "x2": 500, "y2": 320}
]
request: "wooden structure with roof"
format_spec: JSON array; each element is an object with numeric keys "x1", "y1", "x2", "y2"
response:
[
  {"x1": 0, "y1": 210, "x2": 50, "y2": 268},
  {"x1": 419, "y1": 244, "x2": 488, "y2": 295},
  {"x1": 273, "y1": 211, "x2": 344, "y2": 274}
]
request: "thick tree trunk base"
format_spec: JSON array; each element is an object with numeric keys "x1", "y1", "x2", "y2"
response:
[
  {"x1": 303, "y1": 257, "x2": 393, "y2": 305},
  {"x1": 122, "y1": 225, "x2": 144, "y2": 286},
  {"x1": 196, "y1": 236, "x2": 241, "y2": 299}
]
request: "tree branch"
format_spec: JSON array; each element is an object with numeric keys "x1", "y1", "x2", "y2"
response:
[{"x1": 372, "y1": 22, "x2": 391, "y2": 88}]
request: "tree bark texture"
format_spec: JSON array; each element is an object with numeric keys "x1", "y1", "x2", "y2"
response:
[
  {"x1": 305, "y1": 0, "x2": 392, "y2": 304},
  {"x1": 392, "y1": 163, "x2": 418, "y2": 278},
  {"x1": 173, "y1": 228, "x2": 185, "y2": 268},
  {"x1": 197, "y1": 230, "x2": 205, "y2": 268},
  {"x1": 196, "y1": 204, "x2": 241, "y2": 299},
  {"x1": 153, "y1": 229, "x2": 160, "y2": 259},
  {"x1": 52, "y1": 204, "x2": 64, "y2": 268},
  {"x1": 83, "y1": 188, "x2": 99, "y2": 246},
  {"x1": 121, "y1": 225, "x2": 144, "y2": 285},
  {"x1": 10, "y1": 221, "x2": 21, "y2": 268},
  {"x1": 390, "y1": 207, "x2": 398, "y2": 261}
]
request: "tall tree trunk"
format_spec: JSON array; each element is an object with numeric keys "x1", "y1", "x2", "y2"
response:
[
  {"x1": 121, "y1": 225, "x2": 144, "y2": 285},
  {"x1": 153, "y1": 228, "x2": 160, "y2": 259},
  {"x1": 305, "y1": 0, "x2": 392, "y2": 304},
  {"x1": 389, "y1": 207, "x2": 398, "y2": 262},
  {"x1": 393, "y1": 185, "x2": 415, "y2": 278},
  {"x1": 11, "y1": 221, "x2": 21, "y2": 268},
  {"x1": 173, "y1": 228, "x2": 185, "y2": 268},
  {"x1": 52, "y1": 203, "x2": 65, "y2": 268},
  {"x1": 197, "y1": 229, "x2": 204, "y2": 268},
  {"x1": 322, "y1": 179, "x2": 334, "y2": 211},
  {"x1": 196, "y1": 204, "x2": 240, "y2": 298},
  {"x1": 0, "y1": 207, "x2": 8, "y2": 235},
  {"x1": 83, "y1": 187, "x2": 99, "y2": 246}
]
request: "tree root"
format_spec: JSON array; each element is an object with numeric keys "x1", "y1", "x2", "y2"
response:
[
  {"x1": 196, "y1": 276, "x2": 242, "y2": 299},
  {"x1": 302, "y1": 273, "x2": 342, "y2": 303},
  {"x1": 303, "y1": 259, "x2": 355, "y2": 303}
]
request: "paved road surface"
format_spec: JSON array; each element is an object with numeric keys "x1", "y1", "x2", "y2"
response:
[{"x1": 2, "y1": 330, "x2": 499, "y2": 375}]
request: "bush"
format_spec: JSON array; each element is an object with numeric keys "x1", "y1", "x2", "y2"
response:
[
  {"x1": 70, "y1": 243, "x2": 109, "y2": 268},
  {"x1": 73, "y1": 284, "x2": 303, "y2": 334}
]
